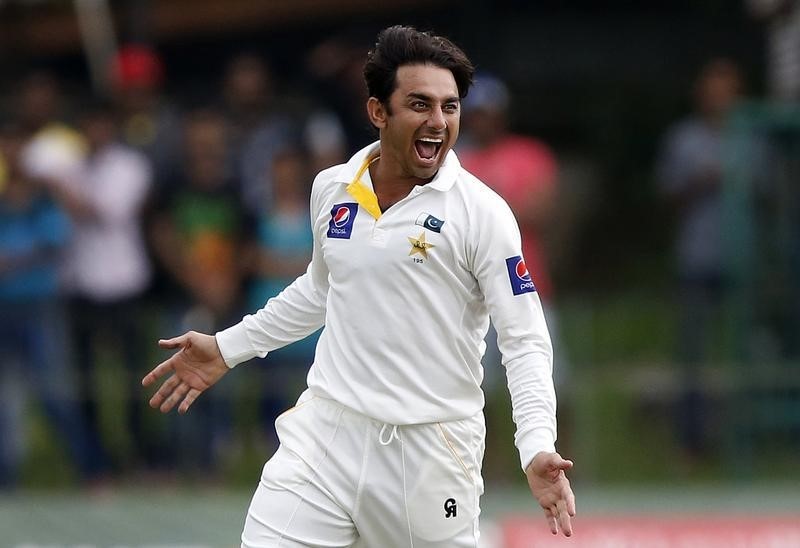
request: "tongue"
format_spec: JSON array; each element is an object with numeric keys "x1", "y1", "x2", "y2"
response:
[{"x1": 415, "y1": 140, "x2": 437, "y2": 160}]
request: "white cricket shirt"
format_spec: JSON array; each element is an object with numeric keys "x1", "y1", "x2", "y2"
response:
[{"x1": 217, "y1": 142, "x2": 557, "y2": 468}]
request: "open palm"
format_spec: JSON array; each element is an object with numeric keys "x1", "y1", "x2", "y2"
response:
[{"x1": 141, "y1": 331, "x2": 229, "y2": 414}]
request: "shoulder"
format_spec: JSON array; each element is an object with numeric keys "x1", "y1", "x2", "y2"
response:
[
  {"x1": 313, "y1": 162, "x2": 345, "y2": 186},
  {"x1": 454, "y1": 167, "x2": 518, "y2": 236},
  {"x1": 310, "y1": 163, "x2": 345, "y2": 200},
  {"x1": 457, "y1": 167, "x2": 514, "y2": 215},
  {"x1": 453, "y1": 168, "x2": 523, "y2": 263}
]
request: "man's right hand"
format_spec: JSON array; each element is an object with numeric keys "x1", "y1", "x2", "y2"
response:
[{"x1": 142, "y1": 331, "x2": 229, "y2": 414}]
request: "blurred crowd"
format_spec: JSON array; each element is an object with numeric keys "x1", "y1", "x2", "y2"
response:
[{"x1": 0, "y1": 43, "x2": 355, "y2": 488}]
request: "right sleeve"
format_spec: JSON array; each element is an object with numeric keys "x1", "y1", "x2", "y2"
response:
[{"x1": 216, "y1": 175, "x2": 330, "y2": 368}]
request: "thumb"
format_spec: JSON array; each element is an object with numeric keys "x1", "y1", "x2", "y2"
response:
[
  {"x1": 530, "y1": 451, "x2": 570, "y2": 475},
  {"x1": 158, "y1": 332, "x2": 191, "y2": 350},
  {"x1": 554, "y1": 456, "x2": 574, "y2": 471},
  {"x1": 539, "y1": 452, "x2": 573, "y2": 475},
  {"x1": 547, "y1": 452, "x2": 574, "y2": 473}
]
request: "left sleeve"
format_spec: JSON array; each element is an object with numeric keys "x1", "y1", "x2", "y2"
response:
[{"x1": 469, "y1": 191, "x2": 557, "y2": 470}]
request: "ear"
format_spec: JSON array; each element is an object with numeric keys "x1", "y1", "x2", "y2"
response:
[{"x1": 366, "y1": 97, "x2": 388, "y2": 129}]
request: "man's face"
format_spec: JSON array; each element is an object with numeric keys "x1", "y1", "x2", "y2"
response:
[{"x1": 370, "y1": 64, "x2": 461, "y2": 181}]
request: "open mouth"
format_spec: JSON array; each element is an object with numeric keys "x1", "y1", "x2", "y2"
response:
[{"x1": 414, "y1": 137, "x2": 443, "y2": 163}]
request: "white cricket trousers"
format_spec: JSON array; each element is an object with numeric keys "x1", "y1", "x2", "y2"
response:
[{"x1": 241, "y1": 389, "x2": 486, "y2": 547}]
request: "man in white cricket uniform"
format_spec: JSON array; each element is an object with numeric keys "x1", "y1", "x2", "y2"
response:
[{"x1": 144, "y1": 25, "x2": 575, "y2": 547}]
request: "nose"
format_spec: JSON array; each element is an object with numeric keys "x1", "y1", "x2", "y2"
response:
[{"x1": 427, "y1": 106, "x2": 446, "y2": 131}]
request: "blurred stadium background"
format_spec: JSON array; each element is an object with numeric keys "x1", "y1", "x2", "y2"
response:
[{"x1": 1, "y1": 0, "x2": 799, "y2": 546}]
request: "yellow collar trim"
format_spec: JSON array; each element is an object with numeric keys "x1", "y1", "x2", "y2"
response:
[{"x1": 346, "y1": 154, "x2": 382, "y2": 220}]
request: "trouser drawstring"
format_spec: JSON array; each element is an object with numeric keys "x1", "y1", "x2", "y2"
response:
[
  {"x1": 377, "y1": 423, "x2": 413, "y2": 547},
  {"x1": 379, "y1": 423, "x2": 399, "y2": 445}
]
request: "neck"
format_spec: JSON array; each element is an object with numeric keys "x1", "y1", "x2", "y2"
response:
[{"x1": 368, "y1": 155, "x2": 429, "y2": 212}]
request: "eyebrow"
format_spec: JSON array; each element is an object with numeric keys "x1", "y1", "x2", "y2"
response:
[{"x1": 407, "y1": 92, "x2": 460, "y2": 104}]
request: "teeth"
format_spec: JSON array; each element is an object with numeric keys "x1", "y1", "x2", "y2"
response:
[{"x1": 419, "y1": 137, "x2": 443, "y2": 143}]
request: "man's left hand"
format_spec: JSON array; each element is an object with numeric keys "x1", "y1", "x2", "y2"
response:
[{"x1": 526, "y1": 451, "x2": 576, "y2": 536}]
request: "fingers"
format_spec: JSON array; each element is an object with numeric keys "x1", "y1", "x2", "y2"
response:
[
  {"x1": 536, "y1": 466, "x2": 576, "y2": 537},
  {"x1": 556, "y1": 499, "x2": 573, "y2": 537},
  {"x1": 146, "y1": 374, "x2": 203, "y2": 415},
  {"x1": 142, "y1": 354, "x2": 178, "y2": 387},
  {"x1": 142, "y1": 358, "x2": 175, "y2": 388},
  {"x1": 148, "y1": 373, "x2": 180, "y2": 409},
  {"x1": 543, "y1": 507, "x2": 558, "y2": 535},
  {"x1": 178, "y1": 388, "x2": 202, "y2": 415},
  {"x1": 566, "y1": 485, "x2": 577, "y2": 517},
  {"x1": 159, "y1": 381, "x2": 190, "y2": 413},
  {"x1": 543, "y1": 501, "x2": 573, "y2": 537},
  {"x1": 143, "y1": 333, "x2": 193, "y2": 387}
]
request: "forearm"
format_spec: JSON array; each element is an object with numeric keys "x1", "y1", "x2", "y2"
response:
[
  {"x1": 216, "y1": 269, "x2": 327, "y2": 367},
  {"x1": 505, "y1": 350, "x2": 558, "y2": 470}
]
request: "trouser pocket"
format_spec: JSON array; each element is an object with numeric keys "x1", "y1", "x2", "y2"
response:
[{"x1": 405, "y1": 418, "x2": 484, "y2": 543}]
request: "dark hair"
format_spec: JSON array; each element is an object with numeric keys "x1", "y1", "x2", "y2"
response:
[{"x1": 363, "y1": 25, "x2": 475, "y2": 105}]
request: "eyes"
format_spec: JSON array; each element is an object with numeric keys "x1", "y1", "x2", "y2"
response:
[{"x1": 410, "y1": 100, "x2": 460, "y2": 114}]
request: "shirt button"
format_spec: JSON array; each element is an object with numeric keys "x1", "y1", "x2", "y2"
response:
[{"x1": 372, "y1": 227, "x2": 385, "y2": 242}]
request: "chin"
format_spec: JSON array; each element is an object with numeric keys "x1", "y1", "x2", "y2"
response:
[
  {"x1": 412, "y1": 165, "x2": 440, "y2": 180},
  {"x1": 409, "y1": 154, "x2": 446, "y2": 179}
]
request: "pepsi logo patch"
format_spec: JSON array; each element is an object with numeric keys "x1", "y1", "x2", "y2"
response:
[
  {"x1": 327, "y1": 202, "x2": 358, "y2": 239},
  {"x1": 505, "y1": 255, "x2": 536, "y2": 295}
]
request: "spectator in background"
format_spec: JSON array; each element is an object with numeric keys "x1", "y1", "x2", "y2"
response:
[
  {"x1": 221, "y1": 53, "x2": 347, "y2": 217},
  {"x1": 747, "y1": 0, "x2": 800, "y2": 102},
  {"x1": 0, "y1": 123, "x2": 106, "y2": 488},
  {"x1": 110, "y1": 44, "x2": 183, "y2": 189},
  {"x1": 304, "y1": 34, "x2": 373, "y2": 151},
  {"x1": 245, "y1": 143, "x2": 319, "y2": 450},
  {"x1": 149, "y1": 108, "x2": 252, "y2": 475},
  {"x1": 458, "y1": 73, "x2": 562, "y2": 383},
  {"x1": 656, "y1": 58, "x2": 743, "y2": 460},
  {"x1": 49, "y1": 99, "x2": 155, "y2": 475},
  {"x1": 460, "y1": 73, "x2": 558, "y2": 305},
  {"x1": 220, "y1": 53, "x2": 297, "y2": 217},
  {"x1": 748, "y1": 0, "x2": 800, "y2": 360},
  {"x1": 301, "y1": 105, "x2": 349, "y2": 177},
  {"x1": 16, "y1": 71, "x2": 85, "y2": 190}
]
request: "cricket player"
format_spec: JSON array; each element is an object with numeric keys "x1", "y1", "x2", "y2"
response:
[{"x1": 143, "y1": 25, "x2": 575, "y2": 547}]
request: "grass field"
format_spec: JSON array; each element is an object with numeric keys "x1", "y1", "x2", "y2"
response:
[{"x1": 2, "y1": 482, "x2": 799, "y2": 547}]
